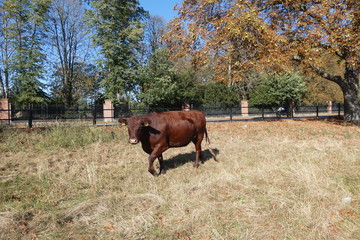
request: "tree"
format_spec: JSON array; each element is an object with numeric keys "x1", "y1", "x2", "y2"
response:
[
  {"x1": 304, "y1": 77, "x2": 343, "y2": 104},
  {"x1": 86, "y1": 0, "x2": 148, "y2": 104},
  {"x1": 165, "y1": 0, "x2": 360, "y2": 122},
  {"x1": 46, "y1": 0, "x2": 90, "y2": 106},
  {"x1": 202, "y1": 82, "x2": 240, "y2": 106},
  {"x1": 0, "y1": 0, "x2": 50, "y2": 105},
  {"x1": 139, "y1": 48, "x2": 180, "y2": 108},
  {"x1": 301, "y1": 52, "x2": 343, "y2": 104},
  {"x1": 50, "y1": 62, "x2": 103, "y2": 104},
  {"x1": 144, "y1": 15, "x2": 167, "y2": 56},
  {"x1": 77, "y1": 63, "x2": 104, "y2": 104},
  {"x1": 165, "y1": 1, "x2": 281, "y2": 84},
  {"x1": 139, "y1": 48, "x2": 200, "y2": 108},
  {"x1": 250, "y1": 73, "x2": 307, "y2": 108},
  {"x1": 0, "y1": 4, "x2": 13, "y2": 99}
]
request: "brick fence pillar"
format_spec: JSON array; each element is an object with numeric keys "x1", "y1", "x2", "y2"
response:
[
  {"x1": 327, "y1": 101, "x2": 332, "y2": 114},
  {"x1": 0, "y1": 98, "x2": 11, "y2": 124},
  {"x1": 241, "y1": 100, "x2": 248, "y2": 117},
  {"x1": 103, "y1": 100, "x2": 114, "y2": 122}
]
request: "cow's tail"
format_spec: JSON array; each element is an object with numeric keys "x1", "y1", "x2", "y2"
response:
[
  {"x1": 204, "y1": 127, "x2": 217, "y2": 161},
  {"x1": 205, "y1": 127, "x2": 210, "y2": 144}
]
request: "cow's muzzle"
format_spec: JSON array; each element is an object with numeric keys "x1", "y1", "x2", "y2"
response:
[{"x1": 129, "y1": 139, "x2": 139, "y2": 144}]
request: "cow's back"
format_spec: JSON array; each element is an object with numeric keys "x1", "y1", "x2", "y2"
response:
[{"x1": 146, "y1": 110, "x2": 206, "y2": 148}]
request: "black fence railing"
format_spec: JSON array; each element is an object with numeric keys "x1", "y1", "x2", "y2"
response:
[{"x1": 0, "y1": 103, "x2": 343, "y2": 128}]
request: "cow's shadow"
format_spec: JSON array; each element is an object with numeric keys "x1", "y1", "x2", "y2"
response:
[{"x1": 164, "y1": 148, "x2": 219, "y2": 171}]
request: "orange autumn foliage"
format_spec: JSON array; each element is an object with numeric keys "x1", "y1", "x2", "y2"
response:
[{"x1": 165, "y1": 0, "x2": 360, "y2": 120}]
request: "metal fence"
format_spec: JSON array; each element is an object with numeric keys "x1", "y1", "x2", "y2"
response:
[
  {"x1": 198, "y1": 104, "x2": 342, "y2": 122},
  {"x1": 0, "y1": 103, "x2": 343, "y2": 128}
]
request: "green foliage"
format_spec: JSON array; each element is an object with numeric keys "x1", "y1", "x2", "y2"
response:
[
  {"x1": 250, "y1": 73, "x2": 307, "y2": 107},
  {"x1": 140, "y1": 75, "x2": 178, "y2": 107},
  {"x1": 139, "y1": 49, "x2": 201, "y2": 108},
  {"x1": 140, "y1": 49, "x2": 240, "y2": 107},
  {"x1": 177, "y1": 71, "x2": 202, "y2": 104},
  {"x1": 202, "y1": 82, "x2": 240, "y2": 106},
  {"x1": 86, "y1": 0, "x2": 148, "y2": 103},
  {"x1": 1, "y1": 0, "x2": 50, "y2": 105}
]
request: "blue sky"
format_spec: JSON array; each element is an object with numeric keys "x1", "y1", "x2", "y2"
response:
[{"x1": 138, "y1": 0, "x2": 181, "y2": 22}]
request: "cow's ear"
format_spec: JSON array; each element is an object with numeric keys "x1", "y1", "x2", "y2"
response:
[
  {"x1": 118, "y1": 118, "x2": 127, "y2": 126},
  {"x1": 142, "y1": 118, "x2": 151, "y2": 127}
]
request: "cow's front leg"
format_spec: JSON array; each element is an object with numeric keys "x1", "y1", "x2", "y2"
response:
[{"x1": 148, "y1": 144, "x2": 167, "y2": 175}]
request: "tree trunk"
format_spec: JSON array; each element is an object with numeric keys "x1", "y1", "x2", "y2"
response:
[
  {"x1": 341, "y1": 67, "x2": 360, "y2": 122},
  {"x1": 309, "y1": 62, "x2": 360, "y2": 123}
]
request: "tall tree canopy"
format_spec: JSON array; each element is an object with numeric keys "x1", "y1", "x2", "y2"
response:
[
  {"x1": 0, "y1": 0, "x2": 50, "y2": 105},
  {"x1": 87, "y1": 0, "x2": 148, "y2": 103},
  {"x1": 139, "y1": 48, "x2": 200, "y2": 108},
  {"x1": 165, "y1": 0, "x2": 360, "y2": 122},
  {"x1": 47, "y1": 0, "x2": 90, "y2": 106},
  {"x1": 144, "y1": 15, "x2": 167, "y2": 56}
]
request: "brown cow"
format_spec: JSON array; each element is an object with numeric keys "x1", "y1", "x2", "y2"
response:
[{"x1": 118, "y1": 110, "x2": 209, "y2": 175}]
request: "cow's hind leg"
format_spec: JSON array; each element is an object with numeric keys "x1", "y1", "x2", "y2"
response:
[
  {"x1": 158, "y1": 154, "x2": 166, "y2": 174},
  {"x1": 193, "y1": 133, "x2": 204, "y2": 168}
]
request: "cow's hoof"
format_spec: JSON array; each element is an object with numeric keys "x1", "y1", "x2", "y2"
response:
[
  {"x1": 148, "y1": 168, "x2": 156, "y2": 175},
  {"x1": 160, "y1": 169, "x2": 167, "y2": 174},
  {"x1": 193, "y1": 163, "x2": 199, "y2": 168}
]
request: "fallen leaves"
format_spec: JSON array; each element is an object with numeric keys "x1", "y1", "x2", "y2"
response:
[{"x1": 104, "y1": 225, "x2": 114, "y2": 230}]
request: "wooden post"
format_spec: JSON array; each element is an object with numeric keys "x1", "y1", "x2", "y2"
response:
[
  {"x1": 0, "y1": 98, "x2": 11, "y2": 124},
  {"x1": 103, "y1": 100, "x2": 114, "y2": 122},
  {"x1": 241, "y1": 100, "x2": 248, "y2": 117}
]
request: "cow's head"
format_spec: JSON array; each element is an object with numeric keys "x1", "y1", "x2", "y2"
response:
[{"x1": 118, "y1": 116, "x2": 151, "y2": 144}]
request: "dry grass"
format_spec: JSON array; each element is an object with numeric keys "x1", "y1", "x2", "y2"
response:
[{"x1": 0, "y1": 119, "x2": 359, "y2": 239}]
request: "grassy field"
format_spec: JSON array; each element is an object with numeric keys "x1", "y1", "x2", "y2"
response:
[{"x1": 1, "y1": 119, "x2": 359, "y2": 239}]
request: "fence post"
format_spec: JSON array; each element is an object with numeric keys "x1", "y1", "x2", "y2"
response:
[
  {"x1": 261, "y1": 105, "x2": 265, "y2": 120},
  {"x1": 103, "y1": 99, "x2": 114, "y2": 122},
  {"x1": 338, "y1": 103, "x2": 341, "y2": 117},
  {"x1": 241, "y1": 100, "x2": 248, "y2": 117},
  {"x1": 230, "y1": 106, "x2": 233, "y2": 122},
  {"x1": 28, "y1": 104, "x2": 33, "y2": 128},
  {"x1": 316, "y1": 105, "x2": 319, "y2": 118},
  {"x1": 0, "y1": 98, "x2": 11, "y2": 124},
  {"x1": 92, "y1": 105, "x2": 96, "y2": 125}
]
